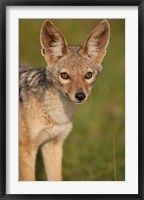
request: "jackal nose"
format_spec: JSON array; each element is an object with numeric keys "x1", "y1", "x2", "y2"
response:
[{"x1": 75, "y1": 91, "x2": 86, "y2": 101}]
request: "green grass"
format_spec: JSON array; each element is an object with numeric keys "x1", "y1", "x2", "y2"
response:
[{"x1": 19, "y1": 19, "x2": 125, "y2": 181}]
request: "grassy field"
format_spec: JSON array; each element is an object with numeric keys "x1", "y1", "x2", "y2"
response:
[{"x1": 19, "y1": 19, "x2": 125, "y2": 181}]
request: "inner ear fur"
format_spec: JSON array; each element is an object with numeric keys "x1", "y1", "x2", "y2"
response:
[
  {"x1": 82, "y1": 20, "x2": 110, "y2": 64},
  {"x1": 40, "y1": 20, "x2": 68, "y2": 64}
]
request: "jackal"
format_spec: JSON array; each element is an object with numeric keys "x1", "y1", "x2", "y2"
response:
[{"x1": 19, "y1": 20, "x2": 110, "y2": 181}]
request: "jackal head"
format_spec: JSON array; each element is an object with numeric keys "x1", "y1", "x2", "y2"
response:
[{"x1": 40, "y1": 20, "x2": 110, "y2": 104}]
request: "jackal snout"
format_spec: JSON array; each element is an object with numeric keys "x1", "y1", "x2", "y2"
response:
[{"x1": 75, "y1": 91, "x2": 86, "y2": 102}]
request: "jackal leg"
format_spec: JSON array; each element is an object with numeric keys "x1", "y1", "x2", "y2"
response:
[
  {"x1": 19, "y1": 140, "x2": 37, "y2": 181},
  {"x1": 41, "y1": 139, "x2": 64, "y2": 181}
]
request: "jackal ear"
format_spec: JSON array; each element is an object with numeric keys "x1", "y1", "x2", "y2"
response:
[
  {"x1": 40, "y1": 20, "x2": 68, "y2": 65},
  {"x1": 82, "y1": 20, "x2": 110, "y2": 64}
]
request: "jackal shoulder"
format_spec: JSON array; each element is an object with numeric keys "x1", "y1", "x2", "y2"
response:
[{"x1": 19, "y1": 65, "x2": 52, "y2": 103}]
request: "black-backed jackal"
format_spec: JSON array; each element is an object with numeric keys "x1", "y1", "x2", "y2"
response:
[{"x1": 19, "y1": 20, "x2": 110, "y2": 181}]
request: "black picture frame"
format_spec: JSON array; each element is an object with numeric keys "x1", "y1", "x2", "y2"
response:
[{"x1": 0, "y1": 0, "x2": 144, "y2": 199}]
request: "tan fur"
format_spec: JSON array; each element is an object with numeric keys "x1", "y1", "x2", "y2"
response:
[{"x1": 19, "y1": 20, "x2": 110, "y2": 181}]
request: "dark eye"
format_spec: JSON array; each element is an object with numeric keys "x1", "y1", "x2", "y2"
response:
[
  {"x1": 85, "y1": 72, "x2": 93, "y2": 79},
  {"x1": 60, "y1": 72, "x2": 70, "y2": 80}
]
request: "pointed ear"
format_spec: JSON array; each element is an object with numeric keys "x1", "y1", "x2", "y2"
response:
[
  {"x1": 40, "y1": 20, "x2": 68, "y2": 65},
  {"x1": 82, "y1": 20, "x2": 110, "y2": 64}
]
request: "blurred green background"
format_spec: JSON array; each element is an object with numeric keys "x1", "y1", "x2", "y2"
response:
[{"x1": 19, "y1": 19, "x2": 125, "y2": 181}]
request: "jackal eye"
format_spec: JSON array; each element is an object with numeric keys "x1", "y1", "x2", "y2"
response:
[
  {"x1": 85, "y1": 72, "x2": 93, "y2": 79},
  {"x1": 60, "y1": 72, "x2": 70, "y2": 80}
]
